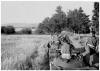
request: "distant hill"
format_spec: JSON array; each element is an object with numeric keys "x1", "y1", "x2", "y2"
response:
[{"x1": 1, "y1": 23, "x2": 39, "y2": 28}]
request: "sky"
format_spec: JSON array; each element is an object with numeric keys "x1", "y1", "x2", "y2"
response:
[{"x1": 1, "y1": 1, "x2": 94, "y2": 27}]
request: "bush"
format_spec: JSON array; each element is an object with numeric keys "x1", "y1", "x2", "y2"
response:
[
  {"x1": 20, "y1": 28, "x2": 32, "y2": 34},
  {"x1": 1, "y1": 26, "x2": 6, "y2": 33},
  {"x1": 35, "y1": 29, "x2": 46, "y2": 35},
  {"x1": 1, "y1": 26, "x2": 15, "y2": 34}
]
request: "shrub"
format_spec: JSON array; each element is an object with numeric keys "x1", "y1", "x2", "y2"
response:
[
  {"x1": 1, "y1": 26, "x2": 15, "y2": 34},
  {"x1": 35, "y1": 29, "x2": 45, "y2": 35},
  {"x1": 1, "y1": 26, "x2": 6, "y2": 34},
  {"x1": 20, "y1": 28, "x2": 32, "y2": 34}
]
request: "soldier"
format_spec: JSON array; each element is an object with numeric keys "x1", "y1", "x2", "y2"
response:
[
  {"x1": 57, "y1": 31, "x2": 74, "y2": 62},
  {"x1": 58, "y1": 31, "x2": 72, "y2": 45},
  {"x1": 81, "y1": 27, "x2": 99, "y2": 67}
]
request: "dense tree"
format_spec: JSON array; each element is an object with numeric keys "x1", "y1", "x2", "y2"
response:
[
  {"x1": 67, "y1": 7, "x2": 90, "y2": 33},
  {"x1": 36, "y1": 6, "x2": 90, "y2": 34},
  {"x1": 36, "y1": 17, "x2": 51, "y2": 34},
  {"x1": 92, "y1": 2, "x2": 99, "y2": 35},
  {"x1": 47, "y1": 6, "x2": 67, "y2": 34},
  {"x1": 36, "y1": 6, "x2": 67, "y2": 34}
]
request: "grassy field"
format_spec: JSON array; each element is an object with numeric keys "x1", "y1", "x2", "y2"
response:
[
  {"x1": 1, "y1": 34, "x2": 51, "y2": 70},
  {"x1": 1, "y1": 33, "x2": 96, "y2": 70}
]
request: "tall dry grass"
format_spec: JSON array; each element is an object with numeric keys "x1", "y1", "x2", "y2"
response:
[
  {"x1": 1, "y1": 35, "x2": 51, "y2": 70},
  {"x1": 15, "y1": 41, "x2": 50, "y2": 70}
]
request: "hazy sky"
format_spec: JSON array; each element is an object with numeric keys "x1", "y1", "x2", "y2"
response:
[{"x1": 1, "y1": 1, "x2": 94, "y2": 27}]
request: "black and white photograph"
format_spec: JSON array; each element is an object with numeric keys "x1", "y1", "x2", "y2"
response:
[{"x1": 1, "y1": 1, "x2": 99, "y2": 70}]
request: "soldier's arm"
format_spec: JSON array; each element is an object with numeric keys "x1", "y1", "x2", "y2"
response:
[
  {"x1": 82, "y1": 42, "x2": 90, "y2": 56},
  {"x1": 47, "y1": 41, "x2": 51, "y2": 48},
  {"x1": 82, "y1": 37, "x2": 93, "y2": 56},
  {"x1": 96, "y1": 37, "x2": 99, "y2": 53}
]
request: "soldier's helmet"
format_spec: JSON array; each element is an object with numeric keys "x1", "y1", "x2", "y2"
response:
[
  {"x1": 58, "y1": 31, "x2": 72, "y2": 44},
  {"x1": 90, "y1": 25, "x2": 96, "y2": 36},
  {"x1": 89, "y1": 21, "x2": 95, "y2": 32}
]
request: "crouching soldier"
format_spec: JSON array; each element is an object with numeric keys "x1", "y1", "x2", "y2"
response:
[
  {"x1": 81, "y1": 30, "x2": 99, "y2": 68},
  {"x1": 57, "y1": 31, "x2": 74, "y2": 62}
]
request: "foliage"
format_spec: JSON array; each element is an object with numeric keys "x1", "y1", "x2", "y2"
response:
[
  {"x1": 36, "y1": 17, "x2": 51, "y2": 34},
  {"x1": 1, "y1": 26, "x2": 6, "y2": 33},
  {"x1": 67, "y1": 7, "x2": 90, "y2": 34},
  {"x1": 49, "y1": 6, "x2": 68, "y2": 34},
  {"x1": 92, "y1": 2, "x2": 99, "y2": 35},
  {"x1": 20, "y1": 28, "x2": 32, "y2": 34},
  {"x1": 36, "y1": 6, "x2": 90, "y2": 34},
  {"x1": 36, "y1": 6, "x2": 67, "y2": 34},
  {"x1": 1, "y1": 26, "x2": 15, "y2": 34}
]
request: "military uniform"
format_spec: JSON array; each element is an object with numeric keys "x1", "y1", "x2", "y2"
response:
[
  {"x1": 57, "y1": 31, "x2": 73, "y2": 60},
  {"x1": 61, "y1": 42, "x2": 71, "y2": 59},
  {"x1": 86, "y1": 36, "x2": 98, "y2": 55},
  {"x1": 58, "y1": 31, "x2": 72, "y2": 44},
  {"x1": 82, "y1": 35, "x2": 99, "y2": 66}
]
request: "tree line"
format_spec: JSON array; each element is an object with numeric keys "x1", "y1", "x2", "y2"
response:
[
  {"x1": 1, "y1": 26, "x2": 32, "y2": 34},
  {"x1": 36, "y1": 2, "x2": 99, "y2": 35}
]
